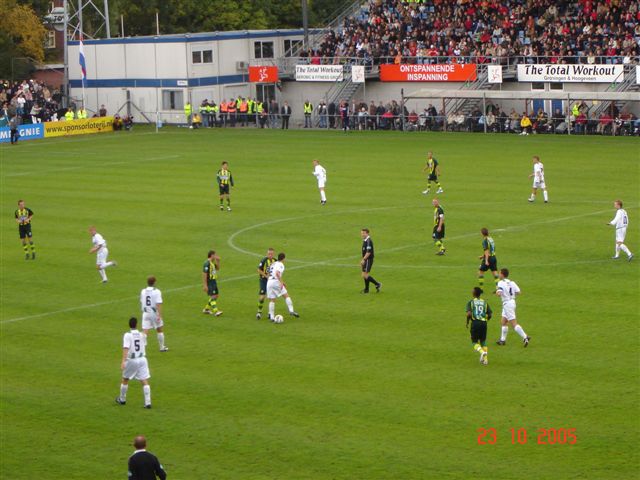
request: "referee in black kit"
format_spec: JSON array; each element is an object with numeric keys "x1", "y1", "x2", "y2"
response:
[
  {"x1": 360, "y1": 228, "x2": 382, "y2": 293},
  {"x1": 128, "y1": 435, "x2": 167, "y2": 479}
]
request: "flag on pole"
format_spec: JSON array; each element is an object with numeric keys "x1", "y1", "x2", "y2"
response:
[{"x1": 79, "y1": 36, "x2": 87, "y2": 88}]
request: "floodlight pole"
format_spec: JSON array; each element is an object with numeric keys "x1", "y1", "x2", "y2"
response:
[
  {"x1": 302, "y1": 0, "x2": 309, "y2": 50},
  {"x1": 63, "y1": 0, "x2": 69, "y2": 107}
]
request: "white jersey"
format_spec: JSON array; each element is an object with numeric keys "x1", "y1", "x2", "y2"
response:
[
  {"x1": 313, "y1": 164, "x2": 327, "y2": 182},
  {"x1": 92, "y1": 233, "x2": 106, "y2": 249},
  {"x1": 533, "y1": 162, "x2": 545, "y2": 183},
  {"x1": 496, "y1": 279, "x2": 520, "y2": 303},
  {"x1": 140, "y1": 287, "x2": 163, "y2": 314},
  {"x1": 123, "y1": 329, "x2": 147, "y2": 359},
  {"x1": 610, "y1": 209, "x2": 629, "y2": 229},
  {"x1": 269, "y1": 261, "x2": 285, "y2": 281}
]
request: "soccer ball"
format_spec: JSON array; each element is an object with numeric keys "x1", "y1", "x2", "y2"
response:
[{"x1": 273, "y1": 314, "x2": 284, "y2": 324}]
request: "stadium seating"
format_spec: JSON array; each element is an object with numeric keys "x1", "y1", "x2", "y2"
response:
[{"x1": 313, "y1": 0, "x2": 639, "y2": 65}]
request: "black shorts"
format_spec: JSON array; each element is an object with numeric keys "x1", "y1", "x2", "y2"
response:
[
  {"x1": 428, "y1": 174, "x2": 438, "y2": 181},
  {"x1": 362, "y1": 258, "x2": 373, "y2": 273},
  {"x1": 432, "y1": 225, "x2": 445, "y2": 240},
  {"x1": 18, "y1": 224, "x2": 32, "y2": 239},
  {"x1": 219, "y1": 184, "x2": 230, "y2": 195},
  {"x1": 207, "y1": 280, "x2": 219, "y2": 296},
  {"x1": 479, "y1": 256, "x2": 497, "y2": 272},
  {"x1": 259, "y1": 277, "x2": 268, "y2": 295},
  {"x1": 470, "y1": 320, "x2": 488, "y2": 344}
]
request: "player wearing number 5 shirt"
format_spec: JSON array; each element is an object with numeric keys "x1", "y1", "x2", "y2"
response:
[
  {"x1": 141, "y1": 276, "x2": 168, "y2": 352},
  {"x1": 607, "y1": 200, "x2": 633, "y2": 261},
  {"x1": 495, "y1": 268, "x2": 530, "y2": 348},
  {"x1": 116, "y1": 317, "x2": 152, "y2": 408}
]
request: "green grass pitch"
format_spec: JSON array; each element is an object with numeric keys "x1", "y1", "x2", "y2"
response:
[{"x1": 1, "y1": 127, "x2": 638, "y2": 479}]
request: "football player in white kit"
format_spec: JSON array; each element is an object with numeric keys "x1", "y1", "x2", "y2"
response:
[
  {"x1": 495, "y1": 268, "x2": 531, "y2": 347},
  {"x1": 88, "y1": 226, "x2": 117, "y2": 283},
  {"x1": 266, "y1": 252, "x2": 300, "y2": 320},
  {"x1": 312, "y1": 159, "x2": 327, "y2": 205},
  {"x1": 116, "y1": 317, "x2": 152, "y2": 408},
  {"x1": 607, "y1": 200, "x2": 633, "y2": 261},
  {"x1": 140, "y1": 276, "x2": 168, "y2": 352},
  {"x1": 528, "y1": 155, "x2": 548, "y2": 203}
]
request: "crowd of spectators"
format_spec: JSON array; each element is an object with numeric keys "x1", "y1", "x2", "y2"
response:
[{"x1": 305, "y1": 0, "x2": 639, "y2": 65}]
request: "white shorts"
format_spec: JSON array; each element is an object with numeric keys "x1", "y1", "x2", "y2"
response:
[
  {"x1": 123, "y1": 357, "x2": 150, "y2": 381},
  {"x1": 317, "y1": 179, "x2": 326, "y2": 188},
  {"x1": 96, "y1": 247, "x2": 109, "y2": 265},
  {"x1": 142, "y1": 311, "x2": 163, "y2": 330},
  {"x1": 266, "y1": 279, "x2": 287, "y2": 299},
  {"x1": 616, "y1": 227, "x2": 627, "y2": 243},
  {"x1": 501, "y1": 300, "x2": 517, "y2": 321},
  {"x1": 532, "y1": 180, "x2": 546, "y2": 189}
]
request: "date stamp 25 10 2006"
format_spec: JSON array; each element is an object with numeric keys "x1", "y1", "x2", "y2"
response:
[{"x1": 477, "y1": 427, "x2": 577, "y2": 445}]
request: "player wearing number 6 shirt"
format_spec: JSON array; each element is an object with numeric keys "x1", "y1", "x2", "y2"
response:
[
  {"x1": 266, "y1": 252, "x2": 299, "y2": 320},
  {"x1": 141, "y1": 276, "x2": 168, "y2": 352},
  {"x1": 312, "y1": 160, "x2": 327, "y2": 205},
  {"x1": 495, "y1": 268, "x2": 530, "y2": 347},
  {"x1": 607, "y1": 200, "x2": 633, "y2": 261},
  {"x1": 116, "y1": 317, "x2": 152, "y2": 408},
  {"x1": 528, "y1": 155, "x2": 548, "y2": 203},
  {"x1": 88, "y1": 226, "x2": 117, "y2": 283}
]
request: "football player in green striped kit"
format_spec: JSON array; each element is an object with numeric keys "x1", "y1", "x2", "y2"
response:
[{"x1": 466, "y1": 287, "x2": 493, "y2": 365}]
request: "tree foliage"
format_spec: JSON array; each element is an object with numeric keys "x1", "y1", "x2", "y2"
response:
[{"x1": 0, "y1": 0, "x2": 46, "y2": 78}]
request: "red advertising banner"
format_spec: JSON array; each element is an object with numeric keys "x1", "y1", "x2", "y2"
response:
[
  {"x1": 380, "y1": 64, "x2": 477, "y2": 82},
  {"x1": 249, "y1": 66, "x2": 279, "y2": 83}
]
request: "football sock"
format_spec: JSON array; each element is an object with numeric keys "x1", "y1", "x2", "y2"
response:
[
  {"x1": 23, "y1": 244, "x2": 28, "y2": 254},
  {"x1": 543, "y1": 190, "x2": 548, "y2": 201},
  {"x1": 436, "y1": 181, "x2": 441, "y2": 189},
  {"x1": 29, "y1": 241, "x2": 35, "y2": 252},
  {"x1": 482, "y1": 346, "x2": 488, "y2": 353},
  {"x1": 268, "y1": 302, "x2": 275, "y2": 318},
  {"x1": 227, "y1": 198, "x2": 231, "y2": 207},
  {"x1": 219, "y1": 198, "x2": 223, "y2": 206},
  {"x1": 320, "y1": 191, "x2": 326, "y2": 202},
  {"x1": 620, "y1": 244, "x2": 632, "y2": 256},
  {"x1": 363, "y1": 278, "x2": 369, "y2": 291},
  {"x1": 478, "y1": 275, "x2": 484, "y2": 286},
  {"x1": 473, "y1": 343, "x2": 483, "y2": 353},
  {"x1": 435, "y1": 240, "x2": 442, "y2": 250},
  {"x1": 285, "y1": 297, "x2": 294, "y2": 313},
  {"x1": 615, "y1": 245, "x2": 621, "y2": 256},
  {"x1": 104, "y1": 261, "x2": 114, "y2": 268},
  {"x1": 258, "y1": 299, "x2": 264, "y2": 311},
  {"x1": 157, "y1": 333, "x2": 165, "y2": 349},
  {"x1": 368, "y1": 276, "x2": 380, "y2": 287},
  {"x1": 494, "y1": 274, "x2": 499, "y2": 286},
  {"x1": 514, "y1": 325, "x2": 527, "y2": 339},
  {"x1": 99, "y1": 269, "x2": 107, "y2": 282},
  {"x1": 143, "y1": 385, "x2": 151, "y2": 406},
  {"x1": 500, "y1": 326, "x2": 508, "y2": 342},
  {"x1": 119, "y1": 384, "x2": 128, "y2": 401},
  {"x1": 208, "y1": 298, "x2": 218, "y2": 312}
]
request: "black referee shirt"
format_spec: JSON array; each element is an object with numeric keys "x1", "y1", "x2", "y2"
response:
[
  {"x1": 362, "y1": 236, "x2": 374, "y2": 259},
  {"x1": 128, "y1": 450, "x2": 167, "y2": 480}
]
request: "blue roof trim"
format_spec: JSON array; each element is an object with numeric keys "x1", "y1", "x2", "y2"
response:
[
  {"x1": 69, "y1": 74, "x2": 248, "y2": 88},
  {"x1": 69, "y1": 29, "x2": 318, "y2": 45}
]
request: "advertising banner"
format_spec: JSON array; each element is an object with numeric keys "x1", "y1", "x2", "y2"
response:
[
  {"x1": 295, "y1": 65, "x2": 344, "y2": 82},
  {"x1": 487, "y1": 65, "x2": 503, "y2": 84},
  {"x1": 380, "y1": 64, "x2": 477, "y2": 82},
  {"x1": 351, "y1": 65, "x2": 365, "y2": 83},
  {"x1": 0, "y1": 123, "x2": 45, "y2": 143},
  {"x1": 517, "y1": 64, "x2": 624, "y2": 83},
  {"x1": 44, "y1": 116, "x2": 114, "y2": 138},
  {"x1": 249, "y1": 66, "x2": 279, "y2": 83}
]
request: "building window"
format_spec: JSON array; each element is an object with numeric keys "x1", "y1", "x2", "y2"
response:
[
  {"x1": 192, "y1": 50, "x2": 213, "y2": 64},
  {"x1": 162, "y1": 90, "x2": 184, "y2": 110},
  {"x1": 44, "y1": 30, "x2": 56, "y2": 49},
  {"x1": 284, "y1": 39, "x2": 302, "y2": 57},
  {"x1": 531, "y1": 82, "x2": 545, "y2": 91},
  {"x1": 254, "y1": 41, "x2": 274, "y2": 59},
  {"x1": 549, "y1": 82, "x2": 564, "y2": 91}
]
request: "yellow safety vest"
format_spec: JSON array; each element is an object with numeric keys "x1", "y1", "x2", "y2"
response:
[
  {"x1": 65, "y1": 111, "x2": 75, "y2": 120},
  {"x1": 304, "y1": 103, "x2": 312, "y2": 114},
  {"x1": 184, "y1": 103, "x2": 192, "y2": 115}
]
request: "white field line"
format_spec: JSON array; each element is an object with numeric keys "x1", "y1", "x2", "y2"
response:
[
  {"x1": 2, "y1": 207, "x2": 618, "y2": 325},
  {"x1": 3, "y1": 155, "x2": 180, "y2": 177}
]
